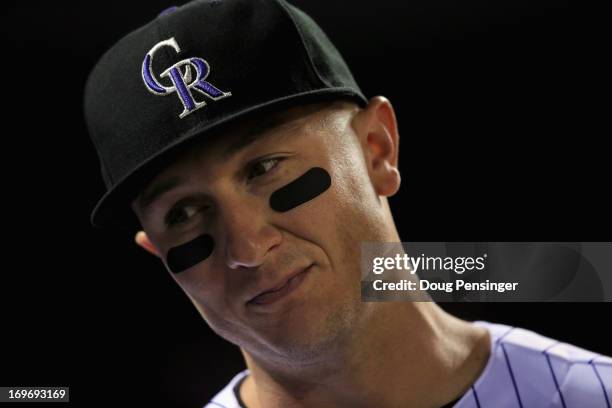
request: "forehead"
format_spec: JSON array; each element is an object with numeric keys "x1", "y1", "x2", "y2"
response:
[
  {"x1": 175, "y1": 100, "x2": 335, "y2": 169},
  {"x1": 184, "y1": 102, "x2": 325, "y2": 163}
]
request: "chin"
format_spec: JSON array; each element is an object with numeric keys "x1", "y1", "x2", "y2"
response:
[{"x1": 256, "y1": 302, "x2": 356, "y2": 363}]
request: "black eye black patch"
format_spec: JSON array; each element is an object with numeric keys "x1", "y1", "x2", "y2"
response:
[
  {"x1": 269, "y1": 167, "x2": 331, "y2": 212},
  {"x1": 166, "y1": 233, "x2": 214, "y2": 274}
]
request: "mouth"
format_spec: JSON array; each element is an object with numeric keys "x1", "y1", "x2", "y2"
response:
[{"x1": 247, "y1": 264, "x2": 313, "y2": 306}]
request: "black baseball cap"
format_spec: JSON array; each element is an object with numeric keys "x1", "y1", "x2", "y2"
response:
[{"x1": 84, "y1": 0, "x2": 367, "y2": 230}]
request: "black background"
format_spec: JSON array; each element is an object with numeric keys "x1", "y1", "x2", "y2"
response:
[{"x1": 2, "y1": 1, "x2": 609, "y2": 407}]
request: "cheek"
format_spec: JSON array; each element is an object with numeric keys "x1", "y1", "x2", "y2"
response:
[
  {"x1": 269, "y1": 166, "x2": 372, "y2": 241},
  {"x1": 166, "y1": 233, "x2": 215, "y2": 274},
  {"x1": 271, "y1": 167, "x2": 361, "y2": 268},
  {"x1": 175, "y1": 273, "x2": 257, "y2": 347},
  {"x1": 270, "y1": 167, "x2": 331, "y2": 212},
  {"x1": 172, "y1": 266, "x2": 227, "y2": 320},
  {"x1": 268, "y1": 166, "x2": 335, "y2": 246},
  {"x1": 180, "y1": 281, "x2": 244, "y2": 341}
]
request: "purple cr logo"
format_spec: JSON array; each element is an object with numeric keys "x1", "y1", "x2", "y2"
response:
[{"x1": 142, "y1": 37, "x2": 232, "y2": 118}]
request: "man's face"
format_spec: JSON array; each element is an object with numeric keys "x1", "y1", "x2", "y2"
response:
[{"x1": 132, "y1": 100, "x2": 399, "y2": 364}]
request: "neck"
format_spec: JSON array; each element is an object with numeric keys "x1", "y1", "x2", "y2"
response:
[{"x1": 239, "y1": 303, "x2": 491, "y2": 408}]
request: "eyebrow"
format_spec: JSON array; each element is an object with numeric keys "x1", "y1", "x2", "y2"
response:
[
  {"x1": 222, "y1": 115, "x2": 299, "y2": 158},
  {"x1": 222, "y1": 130, "x2": 261, "y2": 159},
  {"x1": 137, "y1": 175, "x2": 186, "y2": 218},
  {"x1": 137, "y1": 118, "x2": 302, "y2": 218}
]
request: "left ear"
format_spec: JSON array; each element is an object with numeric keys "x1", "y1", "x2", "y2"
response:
[
  {"x1": 352, "y1": 96, "x2": 401, "y2": 197},
  {"x1": 134, "y1": 230, "x2": 162, "y2": 258}
]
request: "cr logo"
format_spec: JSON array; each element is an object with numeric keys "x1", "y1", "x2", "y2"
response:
[{"x1": 142, "y1": 37, "x2": 232, "y2": 118}]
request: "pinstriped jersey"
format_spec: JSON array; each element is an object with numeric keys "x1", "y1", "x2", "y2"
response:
[
  {"x1": 457, "y1": 321, "x2": 611, "y2": 408},
  {"x1": 203, "y1": 321, "x2": 612, "y2": 408}
]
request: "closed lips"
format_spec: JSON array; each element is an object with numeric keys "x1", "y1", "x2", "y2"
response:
[{"x1": 247, "y1": 265, "x2": 311, "y2": 304}]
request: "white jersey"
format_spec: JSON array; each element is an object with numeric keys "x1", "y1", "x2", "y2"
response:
[{"x1": 203, "y1": 321, "x2": 612, "y2": 408}]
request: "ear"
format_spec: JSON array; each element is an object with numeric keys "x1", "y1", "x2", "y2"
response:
[
  {"x1": 135, "y1": 231, "x2": 162, "y2": 258},
  {"x1": 351, "y1": 96, "x2": 401, "y2": 197}
]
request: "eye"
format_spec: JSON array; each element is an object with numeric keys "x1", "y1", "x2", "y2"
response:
[
  {"x1": 247, "y1": 157, "x2": 284, "y2": 180},
  {"x1": 165, "y1": 204, "x2": 201, "y2": 227}
]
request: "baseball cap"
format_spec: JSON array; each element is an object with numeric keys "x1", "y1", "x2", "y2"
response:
[{"x1": 84, "y1": 0, "x2": 368, "y2": 230}]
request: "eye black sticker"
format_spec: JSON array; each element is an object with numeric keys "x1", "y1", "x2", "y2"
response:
[
  {"x1": 166, "y1": 233, "x2": 214, "y2": 274},
  {"x1": 269, "y1": 167, "x2": 331, "y2": 212}
]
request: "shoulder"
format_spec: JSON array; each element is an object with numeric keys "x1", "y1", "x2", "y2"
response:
[
  {"x1": 542, "y1": 337, "x2": 612, "y2": 407},
  {"x1": 202, "y1": 369, "x2": 249, "y2": 408},
  {"x1": 458, "y1": 321, "x2": 612, "y2": 408}
]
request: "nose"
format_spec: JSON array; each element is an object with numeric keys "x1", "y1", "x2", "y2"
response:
[{"x1": 220, "y1": 197, "x2": 282, "y2": 270}]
